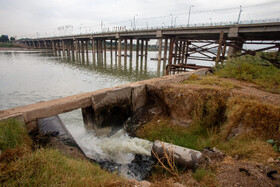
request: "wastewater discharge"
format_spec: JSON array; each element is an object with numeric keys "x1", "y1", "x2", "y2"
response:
[
  {"x1": 60, "y1": 111, "x2": 155, "y2": 180},
  {"x1": 77, "y1": 128, "x2": 153, "y2": 163}
]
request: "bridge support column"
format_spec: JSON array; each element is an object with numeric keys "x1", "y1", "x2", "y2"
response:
[
  {"x1": 110, "y1": 40, "x2": 113, "y2": 61},
  {"x1": 38, "y1": 41, "x2": 41, "y2": 48},
  {"x1": 71, "y1": 40, "x2": 75, "y2": 58},
  {"x1": 166, "y1": 38, "x2": 175, "y2": 75},
  {"x1": 157, "y1": 38, "x2": 162, "y2": 76},
  {"x1": 75, "y1": 40, "x2": 78, "y2": 60},
  {"x1": 164, "y1": 38, "x2": 168, "y2": 62},
  {"x1": 67, "y1": 41, "x2": 70, "y2": 57},
  {"x1": 215, "y1": 31, "x2": 224, "y2": 66},
  {"x1": 57, "y1": 41, "x2": 61, "y2": 55},
  {"x1": 52, "y1": 41, "x2": 55, "y2": 53},
  {"x1": 114, "y1": 40, "x2": 118, "y2": 64},
  {"x1": 33, "y1": 41, "x2": 36, "y2": 48},
  {"x1": 85, "y1": 40, "x2": 89, "y2": 60},
  {"x1": 92, "y1": 39, "x2": 96, "y2": 63},
  {"x1": 158, "y1": 38, "x2": 162, "y2": 62},
  {"x1": 44, "y1": 41, "x2": 47, "y2": 49},
  {"x1": 136, "y1": 39, "x2": 140, "y2": 60},
  {"x1": 141, "y1": 39, "x2": 144, "y2": 62},
  {"x1": 62, "y1": 40, "x2": 66, "y2": 56},
  {"x1": 118, "y1": 38, "x2": 122, "y2": 66},
  {"x1": 181, "y1": 41, "x2": 186, "y2": 63},
  {"x1": 124, "y1": 39, "x2": 128, "y2": 58},
  {"x1": 81, "y1": 40, "x2": 85, "y2": 61},
  {"x1": 145, "y1": 39, "x2": 148, "y2": 61},
  {"x1": 103, "y1": 40, "x2": 106, "y2": 62},
  {"x1": 174, "y1": 39, "x2": 178, "y2": 66},
  {"x1": 227, "y1": 40, "x2": 243, "y2": 57},
  {"x1": 130, "y1": 39, "x2": 133, "y2": 58}
]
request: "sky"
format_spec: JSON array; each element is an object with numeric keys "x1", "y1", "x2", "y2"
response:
[{"x1": 0, "y1": 0, "x2": 279, "y2": 39}]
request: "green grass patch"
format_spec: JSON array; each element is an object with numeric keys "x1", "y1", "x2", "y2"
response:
[
  {"x1": 215, "y1": 54, "x2": 280, "y2": 93},
  {"x1": 0, "y1": 119, "x2": 32, "y2": 151},
  {"x1": 136, "y1": 116, "x2": 213, "y2": 151}
]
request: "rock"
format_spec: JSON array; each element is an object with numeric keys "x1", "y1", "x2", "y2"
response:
[
  {"x1": 152, "y1": 140, "x2": 202, "y2": 169},
  {"x1": 201, "y1": 147, "x2": 225, "y2": 163}
]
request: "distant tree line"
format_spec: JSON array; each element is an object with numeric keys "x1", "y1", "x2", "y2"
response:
[{"x1": 0, "y1": 35, "x2": 15, "y2": 42}]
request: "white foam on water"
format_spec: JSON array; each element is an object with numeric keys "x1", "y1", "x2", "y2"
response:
[{"x1": 60, "y1": 111, "x2": 153, "y2": 164}]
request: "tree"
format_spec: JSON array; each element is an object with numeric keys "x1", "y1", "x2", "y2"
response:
[
  {"x1": 0, "y1": 35, "x2": 9, "y2": 42},
  {"x1": 10, "y1": 37, "x2": 15, "y2": 42}
]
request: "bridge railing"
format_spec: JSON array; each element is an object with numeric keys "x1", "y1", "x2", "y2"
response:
[{"x1": 22, "y1": 18, "x2": 280, "y2": 40}]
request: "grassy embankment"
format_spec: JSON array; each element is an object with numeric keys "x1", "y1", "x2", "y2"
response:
[
  {"x1": 136, "y1": 53, "x2": 280, "y2": 185},
  {"x1": 0, "y1": 119, "x2": 124, "y2": 186}
]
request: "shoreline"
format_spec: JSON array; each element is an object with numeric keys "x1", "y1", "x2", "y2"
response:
[{"x1": 0, "y1": 47, "x2": 52, "y2": 51}]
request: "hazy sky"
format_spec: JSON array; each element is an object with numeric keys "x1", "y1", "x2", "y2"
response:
[{"x1": 0, "y1": 0, "x2": 279, "y2": 38}]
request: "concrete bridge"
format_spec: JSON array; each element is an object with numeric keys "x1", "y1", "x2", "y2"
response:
[{"x1": 20, "y1": 22, "x2": 280, "y2": 74}]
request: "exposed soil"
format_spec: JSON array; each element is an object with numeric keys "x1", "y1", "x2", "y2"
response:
[{"x1": 135, "y1": 76, "x2": 280, "y2": 186}]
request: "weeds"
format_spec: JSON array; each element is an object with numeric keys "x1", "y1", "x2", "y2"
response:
[
  {"x1": 216, "y1": 54, "x2": 280, "y2": 93},
  {"x1": 152, "y1": 141, "x2": 179, "y2": 178}
]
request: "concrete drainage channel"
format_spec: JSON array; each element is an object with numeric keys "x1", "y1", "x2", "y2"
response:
[{"x1": 1, "y1": 69, "x2": 209, "y2": 181}]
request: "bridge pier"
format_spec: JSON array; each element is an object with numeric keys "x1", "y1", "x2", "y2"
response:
[
  {"x1": 103, "y1": 39, "x2": 106, "y2": 63},
  {"x1": 136, "y1": 39, "x2": 140, "y2": 60},
  {"x1": 57, "y1": 41, "x2": 61, "y2": 55},
  {"x1": 141, "y1": 39, "x2": 144, "y2": 63},
  {"x1": 75, "y1": 40, "x2": 78, "y2": 61},
  {"x1": 118, "y1": 38, "x2": 122, "y2": 66},
  {"x1": 85, "y1": 40, "x2": 89, "y2": 61},
  {"x1": 145, "y1": 40, "x2": 148, "y2": 61},
  {"x1": 124, "y1": 39, "x2": 128, "y2": 58},
  {"x1": 71, "y1": 41, "x2": 75, "y2": 59},
  {"x1": 110, "y1": 39, "x2": 113, "y2": 62},
  {"x1": 114, "y1": 39, "x2": 117, "y2": 64},
  {"x1": 92, "y1": 39, "x2": 96, "y2": 64},
  {"x1": 228, "y1": 39, "x2": 244, "y2": 57},
  {"x1": 62, "y1": 40, "x2": 66, "y2": 56},
  {"x1": 130, "y1": 39, "x2": 133, "y2": 58},
  {"x1": 52, "y1": 41, "x2": 55, "y2": 53}
]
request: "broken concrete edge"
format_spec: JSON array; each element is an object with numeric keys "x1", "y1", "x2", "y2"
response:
[
  {"x1": 0, "y1": 68, "x2": 210, "y2": 125},
  {"x1": 152, "y1": 140, "x2": 203, "y2": 170}
]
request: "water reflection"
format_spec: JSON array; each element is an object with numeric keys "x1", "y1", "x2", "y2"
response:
[{"x1": 44, "y1": 50, "x2": 166, "y2": 82}]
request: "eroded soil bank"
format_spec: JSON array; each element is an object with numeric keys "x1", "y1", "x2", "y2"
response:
[{"x1": 130, "y1": 75, "x2": 280, "y2": 186}]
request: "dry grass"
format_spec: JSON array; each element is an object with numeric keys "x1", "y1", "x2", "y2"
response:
[
  {"x1": 152, "y1": 141, "x2": 179, "y2": 178},
  {"x1": 224, "y1": 96, "x2": 280, "y2": 140},
  {"x1": 182, "y1": 75, "x2": 241, "y2": 90},
  {"x1": 216, "y1": 135, "x2": 280, "y2": 164}
]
